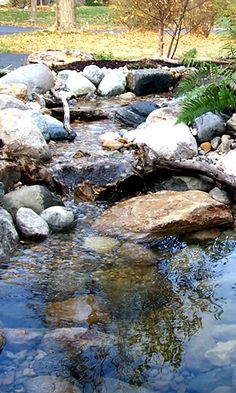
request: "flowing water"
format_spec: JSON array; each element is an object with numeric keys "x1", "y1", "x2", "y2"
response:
[{"x1": 1, "y1": 112, "x2": 236, "y2": 393}]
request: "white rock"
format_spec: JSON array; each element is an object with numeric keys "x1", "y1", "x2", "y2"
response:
[
  {"x1": 133, "y1": 119, "x2": 198, "y2": 160},
  {"x1": 82, "y1": 65, "x2": 104, "y2": 86},
  {"x1": 99, "y1": 131, "x2": 120, "y2": 143},
  {"x1": 58, "y1": 70, "x2": 96, "y2": 96},
  {"x1": 0, "y1": 108, "x2": 51, "y2": 162},
  {"x1": 40, "y1": 206, "x2": 75, "y2": 231},
  {"x1": 216, "y1": 150, "x2": 236, "y2": 176},
  {"x1": 98, "y1": 68, "x2": 126, "y2": 97},
  {"x1": 0, "y1": 94, "x2": 27, "y2": 111},
  {"x1": 16, "y1": 207, "x2": 49, "y2": 239}
]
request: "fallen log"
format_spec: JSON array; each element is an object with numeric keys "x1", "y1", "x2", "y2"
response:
[{"x1": 136, "y1": 145, "x2": 236, "y2": 190}]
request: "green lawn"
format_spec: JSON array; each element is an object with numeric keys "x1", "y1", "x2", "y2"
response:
[{"x1": 0, "y1": 5, "x2": 119, "y2": 28}]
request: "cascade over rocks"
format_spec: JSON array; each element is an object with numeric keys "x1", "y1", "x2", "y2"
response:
[{"x1": 94, "y1": 190, "x2": 233, "y2": 239}]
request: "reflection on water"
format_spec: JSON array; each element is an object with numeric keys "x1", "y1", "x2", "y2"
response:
[{"x1": 1, "y1": 203, "x2": 236, "y2": 392}]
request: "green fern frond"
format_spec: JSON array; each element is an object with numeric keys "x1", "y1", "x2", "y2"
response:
[{"x1": 177, "y1": 83, "x2": 236, "y2": 124}]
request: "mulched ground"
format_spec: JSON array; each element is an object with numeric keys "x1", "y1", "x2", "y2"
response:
[{"x1": 51, "y1": 58, "x2": 181, "y2": 72}]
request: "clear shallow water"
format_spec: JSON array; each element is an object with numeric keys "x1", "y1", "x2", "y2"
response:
[{"x1": 1, "y1": 200, "x2": 236, "y2": 393}]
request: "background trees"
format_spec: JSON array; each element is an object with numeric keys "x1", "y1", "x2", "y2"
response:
[{"x1": 55, "y1": 0, "x2": 77, "y2": 31}]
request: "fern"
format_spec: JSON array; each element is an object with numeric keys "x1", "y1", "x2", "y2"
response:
[{"x1": 176, "y1": 61, "x2": 236, "y2": 124}]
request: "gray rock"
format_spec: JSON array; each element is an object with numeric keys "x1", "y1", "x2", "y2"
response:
[
  {"x1": 155, "y1": 175, "x2": 214, "y2": 192},
  {"x1": 16, "y1": 207, "x2": 49, "y2": 239},
  {"x1": 43, "y1": 114, "x2": 70, "y2": 141},
  {"x1": 98, "y1": 68, "x2": 126, "y2": 97},
  {"x1": 0, "y1": 108, "x2": 51, "y2": 162},
  {"x1": 82, "y1": 65, "x2": 104, "y2": 86},
  {"x1": 226, "y1": 113, "x2": 236, "y2": 132},
  {"x1": 211, "y1": 136, "x2": 221, "y2": 150},
  {"x1": 209, "y1": 187, "x2": 230, "y2": 204},
  {"x1": 0, "y1": 64, "x2": 54, "y2": 99},
  {"x1": 127, "y1": 69, "x2": 174, "y2": 96},
  {"x1": 40, "y1": 206, "x2": 75, "y2": 232},
  {"x1": 0, "y1": 94, "x2": 27, "y2": 111},
  {"x1": 194, "y1": 112, "x2": 225, "y2": 143},
  {"x1": 115, "y1": 101, "x2": 159, "y2": 127},
  {"x1": 58, "y1": 70, "x2": 96, "y2": 96},
  {"x1": 132, "y1": 120, "x2": 198, "y2": 160},
  {"x1": 0, "y1": 207, "x2": 19, "y2": 259},
  {"x1": 25, "y1": 375, "x2": 81, "y2": 393},
  {"x1": 2, "y1": 185, "x2": 63, "y2": 218}
]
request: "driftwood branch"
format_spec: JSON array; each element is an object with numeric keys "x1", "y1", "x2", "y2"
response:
[
  {"x1": 136, "y1": 145, "x2": 236, "y2": 190},
  {"x1": 50, "y1": 88, "x2": 73, "y2": 135}
]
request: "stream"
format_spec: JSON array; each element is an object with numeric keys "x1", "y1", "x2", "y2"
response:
[{"x1": 1, "y1": 106, "x2": 236, "y2": 393}]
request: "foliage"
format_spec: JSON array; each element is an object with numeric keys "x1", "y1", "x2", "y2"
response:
[
  {"x1": 181, "y1": 47, "x2": 197, "y2": 62},
  {"x1": 221, "y1": 16, "x2": 236, "y2": 60},
  {"x1": 95, "y1": 50, "x2": 113, "y2": 60},
  {"x1": 176, "y1": 63, "x2": 236, "y2": 124}
]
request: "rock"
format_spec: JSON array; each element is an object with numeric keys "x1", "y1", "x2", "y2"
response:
[
  {"x1": 94, "y1": 190, "x2": 233, "y2": 238},
  {"x1": 2, "y1": 185, "x2": 63, "y2": 217},
  {"x1": 145, "y1": 104, "x2": 182, "y2": 123},
  {"x1": 99, "y1": 131, "x2": 120, "y2": 143},
  {"x1": 0, "y1": 83, "x2": 27, "y2": 101},
  {"x1": 216, "y1": 150, "x2": 236, "y2": 176},
  {"x1": 218, "y1": 139, "x2": 232, "y2": 154},
  {"x1": 205, "y1": 340, "x2": 236, "y2": 366},
  {"x1": 0, "y1": 108, "x2": 51, "y2": 163},
  {"x1": 211, "y1": 136, "x2": 221, "y2": 150},
  {"x1": 95, "y1": 378, "x2": 151, "y2": 393},
  {"x1": 119, "y1": 92, "x2": 136, "y2": 100},
  {"x1": 154, "y1": 175, "x2": 214, "y2": 192},
  {"x1": 40, "y1": 206, "x2": 75, "y2": 232},
  {"x1": 226, "y1": 113, "x2": 236, "y2": 132},
  {"x1": 43, "y1": 327, "x2": 87, "y2": 343},
  {"x1": 127, "y1": 69, "x2": 174, "y2": 96},
  {"x1": 16, "y1": 207, "x2": 49, "y2": 239},
  {"x1": 0, "y1": 327, "x2": 5, "y2": 352},
  {"x1": 209, "y1": 187, "x2": 230, "y2": 204},
  {"x1": 58, "y1": 70, "x2": 96, "y2": 96},
  {"x1": 130, "y1": 120, "x2": 198, "y2": 160},
  {"x1": 0, "y1": 207, "x2": 19, "y2": 259},
  {"x1": 194, "y1": 112, "x2": 225, "y2": 143},
  {"x1": 0, "y1": 93, "x2": 27, "y2": 110},
  {"x1": 46, "y1": 294, "x2": 106, "y2": 326},
  {"x1": 187, "y1": 369, "x2": 232, "y2": 393},
  {"x1": 200, "y1": 141, "x2": 211, "y2": 153},
  {"x1": 5, "y1": 328, "x2": 43, "y2": 346},
  {"x1": 0, "y1": 64, "x2": 54, "y2": 99},
  {"x1": 102, "y1": 140, "x2": 124, "y2": 151},
  {"x1": 183, "y1": 228, "x2": 221, "y2": 242},
  {"x1": 98, "y1": 68, "x2": 126, "y2": 97},
  {"x1": 115, "y1": 101, "x2": 159, "y2": 127},
  {"x1": 0, "y1": 160, "x2": 21, "y2": 192},
  {"x1": 82, "y1": 65, "x2": 104, "y2": 86},
  {"x1": 28, "y1": 49, "x2": 94, "y2": 68},
  {"x1": 43, "y1": 114, "x2": 72, "y2": 141},
  {"x1": 83, "y1": 236, "x2": 120, "y2": 254},
  {"x1": 25, "y1": 375, "x2": 82, "y2": 393}
]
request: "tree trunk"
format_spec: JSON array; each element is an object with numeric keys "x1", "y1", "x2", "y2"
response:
[
  {"x1": 158, "y1": 21, "x2": 164, "y2": 57},
  {"x1": 55, "y1": 0, "x2": 77, "y2": 32},
  {"x1": 30, "y1": 0, "x2": 37, "y2": 20}
]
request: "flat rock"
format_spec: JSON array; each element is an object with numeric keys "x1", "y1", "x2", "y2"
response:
[
  {"x1": 127, "y1": 69, "x2": 174, "y2": 96},
  {"x1": 16, "y1": 207, "x2": 49, "y2": 239},
  {"x1": 25, "y1": 375, "x2": 82, "y2": 393},
  {"x1": 94, "y1": 190, "x2": 233, "y2": 238},
  {"x1": 2, "y1": 185, "x2": 63, "y2": 218},
  {"x1": 0, "y1": 207, "x2": 19, "y2": 259},
  {"x1": 28, "y1": 49, "x2": 94, "y2": 68}
]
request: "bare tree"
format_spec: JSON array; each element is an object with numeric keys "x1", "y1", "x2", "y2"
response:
[{"x1": 30, "y1": 0, "x2": 37, "y2": 20}]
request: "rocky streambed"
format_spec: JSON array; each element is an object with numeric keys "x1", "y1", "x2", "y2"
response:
[{"x1": 1, "y1": 53, "x2": 236, "y2": 392}]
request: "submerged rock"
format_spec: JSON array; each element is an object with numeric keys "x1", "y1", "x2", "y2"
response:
[
  {"x1": 25, "y1": 375, "x2": 82, "y2": 393},
  {"x1": 16, "y1": 207, "x2": 49, "y2": 239},
  {"x1": 94, "y1": 190, "x2": 233, "y2": 238},
  {"x1": 2, "y1": 185, "x2": 63, "y2": 217},
  {"x1": 95, "y1": 377, "x2": 151, "y2": 393},
  {"x1": 0, "y1": 207, "x2": 19, "y2": 259},
  {"x1": 83, "y1": 236, "x2": 120, "y2": 254}
]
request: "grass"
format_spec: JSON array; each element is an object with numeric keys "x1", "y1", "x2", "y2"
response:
[{"x1": 0, "y1": 5, "x2": 226, "y2": 60}]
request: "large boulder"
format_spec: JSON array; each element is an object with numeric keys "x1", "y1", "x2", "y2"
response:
[
  {"x1": 2, "y1": 185, "x2": 63, "y2": 218},
  {"x1": 94, "y1": 190, "x2": 233, "y2": 238},
  {"x1": 127, "y1": 119, "x2": 198, "y2": 160},
  {"x1": 82, "y1": 65, "x2": 104, "y2": 86},
  {"x1": 16, "y1": 207, "x2": 49, "y2": 239},
  {"x1": 127, "y1": 69, "x2": 174, "y2": 96},
  {"x1": 193, "y1": 112, "x2": 225, "y2": 143},
  {"x1": 0, "y1": 64, "x2": 54, "y2": 98},
  {"x1": 216, "y1": 150, "x2": 236, "y2": 176},
  {"x1": 0, "y1": 108, "x2": 51, "y2": 162},
  {"x1": 115, "y1": 101, "x2": 159, "y2": 127},
  {"x1": 0, "y1": 207, "x2": 19, "y2": 259},
  {"x1": 0, "y1": 94, "x2": 27, "y2": 111},
  {"x1": 57, "y1": 70, "x2": 96, "y2": 96},
  {"x1": 98, "y1": 69, "x2": 126, "y2": 97}
]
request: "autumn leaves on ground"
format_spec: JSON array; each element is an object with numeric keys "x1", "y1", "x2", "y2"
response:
[{"x1": 0, "y1": 5, "x2": 225, "y2": 61}]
